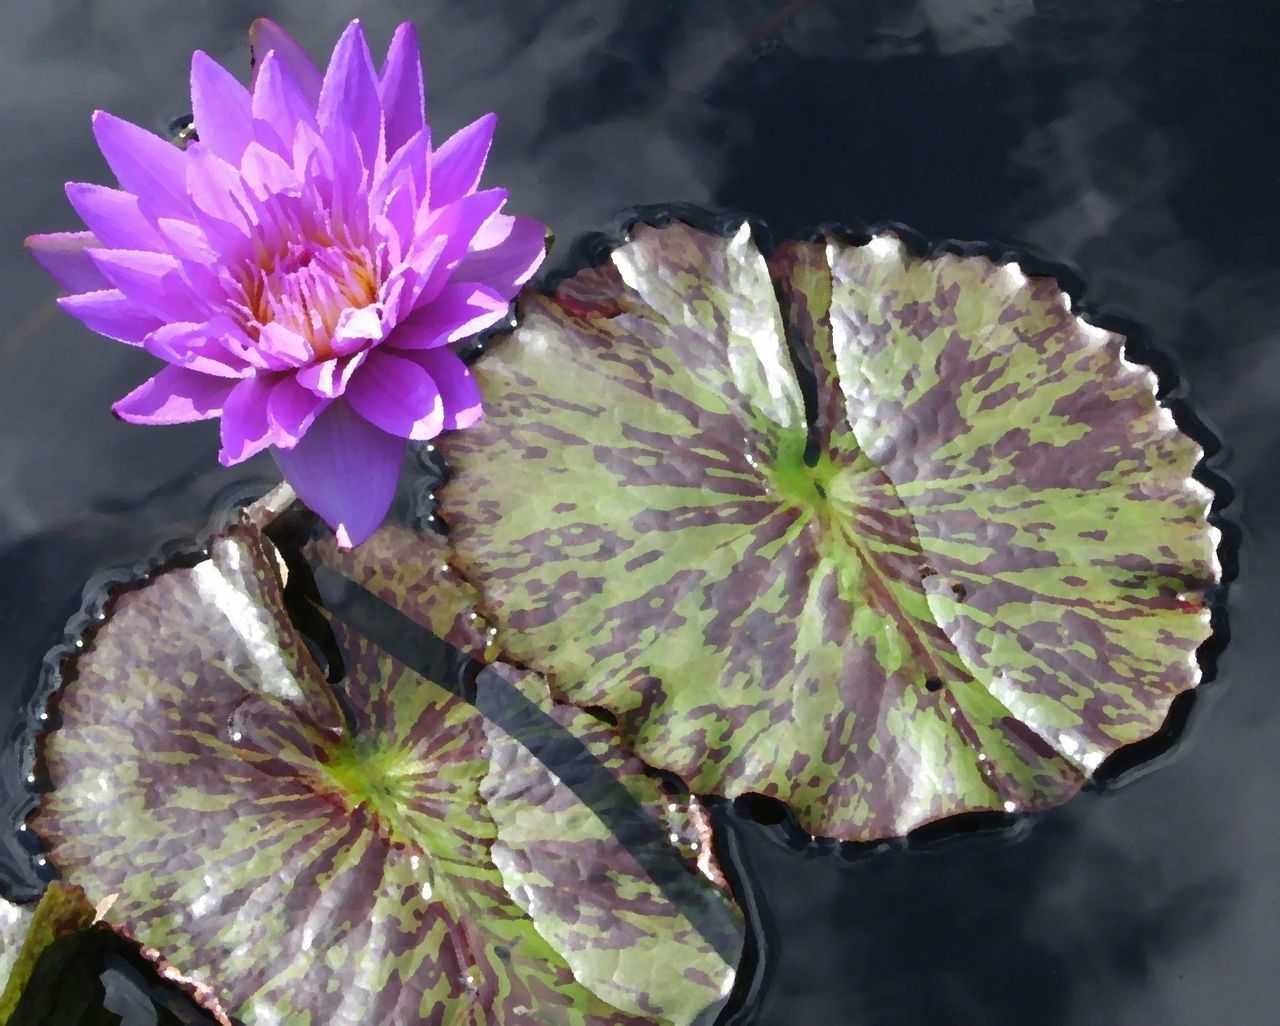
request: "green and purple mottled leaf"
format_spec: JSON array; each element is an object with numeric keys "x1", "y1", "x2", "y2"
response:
[
  {"x1": 436, "y1": 221, "x2": 1221, "y2": 840},
  {"x1": 32, "y1": 518, "x2": 743, "y2": 1026}
]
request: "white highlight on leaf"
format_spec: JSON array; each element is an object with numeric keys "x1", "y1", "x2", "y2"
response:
[
  {"x1": 866, "y1": 234, "x2": 902, "y2": 259},
  {"x1": 1002, "y1": 262, "x2": 1028, "y2": 287},
  {"x1": 0, "y1": 897, "x2": 33, "y2": 985},
  {"x1": 190, "y1": 876, "x2": 218, "y2": 919},
  {"x1": 192, "y1": 545, "x2": 305, "y2": 707}
]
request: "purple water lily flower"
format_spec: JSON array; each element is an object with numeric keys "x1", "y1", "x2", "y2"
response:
[{"x1": 26, "y1": 19, "x2": 546, "y2": 546}]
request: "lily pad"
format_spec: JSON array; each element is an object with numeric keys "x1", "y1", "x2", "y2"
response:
[
  {"x1": 32, "y1": 516, "x2": 743, "y2": 1025},
  {"x1": 436, "y1": 220, "x2": 1221, "y2": 839}
]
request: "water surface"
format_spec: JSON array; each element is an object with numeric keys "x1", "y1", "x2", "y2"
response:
[{"x1": 1, "y1": 2, "x2": 1275, "y2": 1023}]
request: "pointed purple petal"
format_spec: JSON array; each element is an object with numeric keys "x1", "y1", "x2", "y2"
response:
[
  {"x1": 89, "y1": 249, "x2": 198, "y2": 322},
  {"x1": 142, "y1": 319, "x2": 250, "y2": 378},
  {"x1": 113, "y1": 366, "x2": 236, "y2": 424},
  {"x1": 64, "y1": 183, "x2": 166, "y2": 251},
  {"x1": 371, "y1": 127, "x2": 429, "y2": 219},
  {"x1": 92, "y1": 112, "x2": 189, "y2": 217},
  {"x1": 58, "y1": 290, "x2": 162, "y2": 343},
  {"x1": 401, "y1": 348, "x2": 483, "y2": 430},
  {"x1": 249, "y1": 19, "x2": 322, "y2": 103},
  {"x1": 404, "y1": 188, "x2": 508, "y2": 309},
  {"x1": 218, "y1": 376, "x2": 275, "y2": 465},
  {"x1": 386, "y1": 282, "x2": 508, "y2": 349},
  {"x1": 251, "y1": 49, "x2": 317, "y2": 139},
  {"x1": 273, "y1": 400, "x2": 406, "y2": 547},
  {"x1": 378, "y1": 22, "x2": 426, "y2": 156},
  {"x1": 318, "y1": 21, "x2": 381, "y2": 166},
  {"x1": 430, "y1": 113, "x2": 496, "y2": 208},
  {"x1": 191, "y1": 51, "x2": 254, "y2": 163},
  {"x1": 452, "y1": 214, "x2": 547, "y2": 299},
  {"x1": 26, "y1": 232, "x2": 110, "y2": 293},
  {"x1": 344, "y1": 348, "x2": 444, "y2": 440}
]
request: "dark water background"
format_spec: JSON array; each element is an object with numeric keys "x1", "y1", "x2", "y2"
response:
[{"x1": 0, "y1": 1, "x2": 1275, "y2": 1023}]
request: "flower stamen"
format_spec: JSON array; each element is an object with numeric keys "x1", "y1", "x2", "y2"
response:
[{"x1": 235, "y1": 238, "x2": 380, "y2": 358}]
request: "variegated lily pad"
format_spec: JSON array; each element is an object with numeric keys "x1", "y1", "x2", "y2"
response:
[
  {"x1": 32, "y1": 517, "x2": 743, "y2": 1026},
  {"x1": 436, "y1": 220, "x2": 1221, "y2": 840}
]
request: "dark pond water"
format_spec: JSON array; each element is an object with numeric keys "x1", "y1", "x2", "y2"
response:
[{"x1": 0, "y1": 1, "x2": 1275, "y2": 1023}]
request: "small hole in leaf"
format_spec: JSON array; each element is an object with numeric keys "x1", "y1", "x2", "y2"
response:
[
  {"x1": 814, "y1": 483, "x2": 828, "y2": 500},
  {"x1": 925, "y1": 677, "x2": 944, "y2": 692},
  {"x1": 918, "y1": 564, "x2": 937, "y2": 579},
  {"x1": 583, "y1": 705, "x2": 618, "y2": 726},
  {"x1": 950, "y1": 581, "x2": 967, "y2": 601}
]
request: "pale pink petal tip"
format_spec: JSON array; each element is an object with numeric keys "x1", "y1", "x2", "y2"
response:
[
  {"x1": 431, "y1": 113, "x2": 499, "y2": 208},
  {"x1": 25, "y1": 232, "x2": 109, "y2": 293},
  {"x1": 249, "y1": 18, "x2": 323, "y2": 100},
  {"x1": 379, "y1": 21, "x2": 426, "y2": 154}
]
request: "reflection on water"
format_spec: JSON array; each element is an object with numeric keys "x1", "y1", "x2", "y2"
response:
[{"x1": 0, "y1": 1, "x2": 1275, "y2": 1023}]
